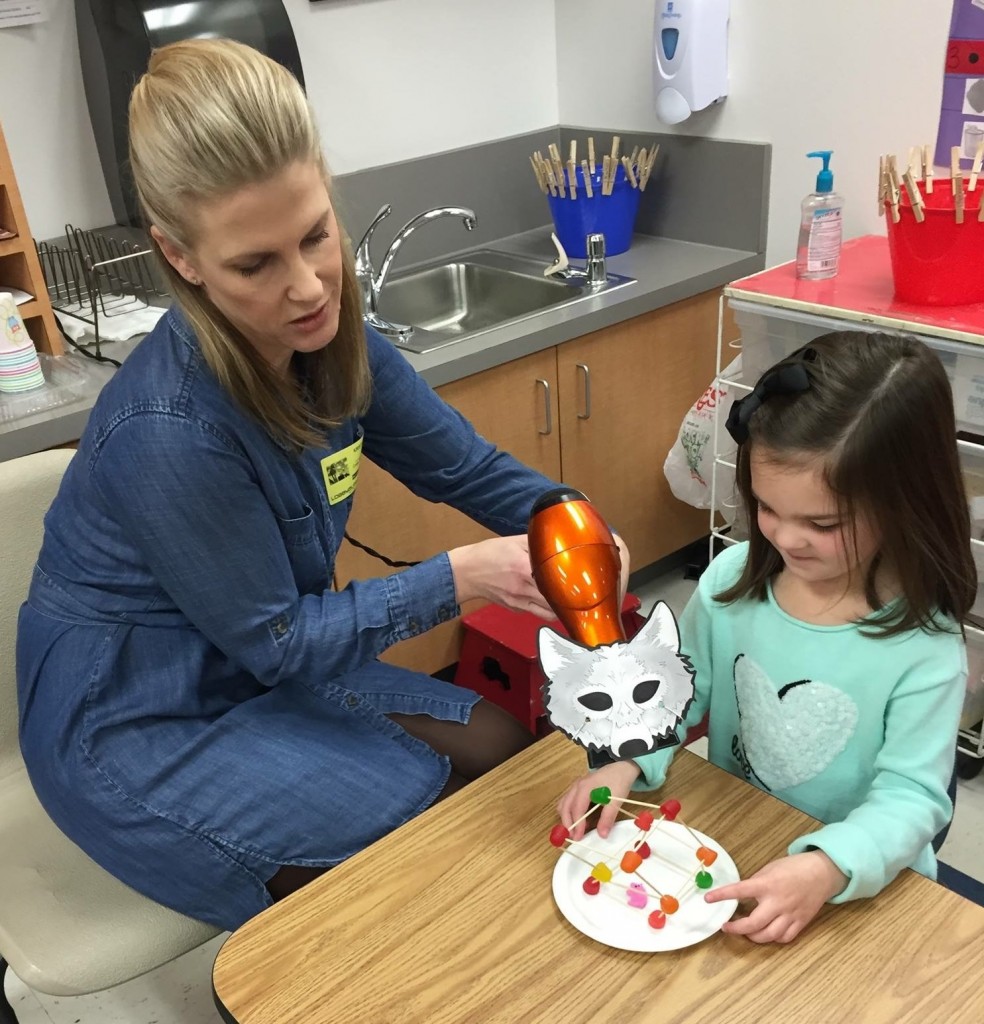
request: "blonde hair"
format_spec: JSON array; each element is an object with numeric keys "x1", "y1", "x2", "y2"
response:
[{"x1": 128, "y1": 37, "x2": 370, "y2": 449}]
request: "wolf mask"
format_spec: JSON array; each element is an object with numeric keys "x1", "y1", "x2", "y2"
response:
[{"x1": 537, "y1": 601, "x2": 695, "y2": 761}]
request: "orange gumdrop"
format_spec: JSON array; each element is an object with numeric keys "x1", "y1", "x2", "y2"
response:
[
  {"x1": 660, "y1": 894, "x2": 679, "y2": 915},
  {"x1": 697, "y1": 845, "x2": 718, "y2": 866},
  {"x1": 620, "y1": 850, "x2": 643, "y2": 873}
]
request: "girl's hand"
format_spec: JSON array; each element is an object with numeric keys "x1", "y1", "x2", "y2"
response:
[
  {"x1": 556, "y1": 759, "x2": 643, "y2": 841},
  {"x1": 705, "y1": 851, "x2": 848, "y2": 944},
  {"x1": 448, "y1": 535, "x2": 555, "y2": 618}
]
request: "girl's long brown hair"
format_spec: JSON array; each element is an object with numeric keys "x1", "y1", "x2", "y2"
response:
[
  {"x1": 128, "y1": 38, "x2": 370, "y2": 450},
  {"x1": 718, "y1": 331, "x2": 976, "y2": 636}
]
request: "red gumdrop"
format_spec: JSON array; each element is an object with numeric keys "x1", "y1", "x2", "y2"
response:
[
  {"x1": 582, "y1": 876, "x2": 601, "y2": 895},
  {"x1": 634, "y1": 810, "x2": 654, "y2": 830},
  {"x1": 549, "y1": 824, "x2": 570, "y2": 847},
  {"x1": 697, "y1": 845, "x2": 718, "y2": 866},
  {"x1": 648, "y1": 910, "x2": 667, "y2": 929},
  {"x1": 637, "y1": 841, "x2": 651, "y2": 859},
  {"x1": 659, "y1": 798, "x2": 681, "y2": 821}
]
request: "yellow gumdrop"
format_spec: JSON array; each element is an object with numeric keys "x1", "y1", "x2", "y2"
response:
[{"x1": 591, "y1": 862, "x2": 613, "y2": 883}]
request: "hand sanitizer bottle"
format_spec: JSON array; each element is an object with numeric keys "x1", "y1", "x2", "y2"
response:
[{"x1": 796, "y1": 150, "x2": 843, "y2": 280}]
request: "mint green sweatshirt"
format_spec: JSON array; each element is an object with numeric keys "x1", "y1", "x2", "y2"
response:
[{"x1": 634, "y1": 542, "x2": 967, "y2": 902}]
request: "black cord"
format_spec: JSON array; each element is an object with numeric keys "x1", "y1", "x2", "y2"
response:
[
  {"x1": 343, "y1": 531, "x2": 420, "y2": 568},
  {"x1": 55, "y1": 315, "x2": 123, "y2": 368}
]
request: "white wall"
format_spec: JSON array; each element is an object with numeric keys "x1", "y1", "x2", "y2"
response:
[
  {"x1": 0, "y1": 0, "x2": 954, "y2": 263},
  {"x1": 555, "y1": 0, "x2": 951, "y2": 265},
  {"x1": 0, "y1": 0, "x2": 558, "y2": 240}
]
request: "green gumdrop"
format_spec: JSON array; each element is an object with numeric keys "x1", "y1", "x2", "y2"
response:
[
  {"x1": 696, "y1": 870, "x2": 713, "y2": 889},
  {"x1": 589, "y1": 786, "x2": 612, "y2": 805}
]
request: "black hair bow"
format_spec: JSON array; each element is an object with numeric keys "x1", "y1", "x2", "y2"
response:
[{"x1": 725, "y1": 351, "x2": 815, "y2": 445}]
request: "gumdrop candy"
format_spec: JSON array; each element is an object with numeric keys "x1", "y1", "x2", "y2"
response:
[
  {"x1": 627, "y1": 882, "x2": 648, "y2": 909},
  {"x1": 637, "y1": 842, "x2": 651, "y2": 859},
  {"x1": 634, "y1": 810, "x2": 654, "y2": 830},
  {"x1": 659, "y1": 798, "x2": 681, "y2": 821},
  {"x1": 620, "y1": 850, "x2": 643, "y2": 873},
  {"x1": 582, "y1": 876, "x2": 601, "y2": 895},
  {"x1": 589, "y1": 786, "x2": 612, "y2": 805},
  {"x1": 549, "y1": 825, "x2": 570, "y2": 848},
  {"x1": 591, "y1": 862, "x2": 613, "y2": 883},
  {"x1": 696, "y1": 871, "x2": 713, "y2": 889},
  {"x1": 660, "y1": 894, "x2": 679, "y2": 915},
  {"x1": 648, "y1": 910, "x2": 667, "y2": 929},
  {"x1": 696, "y1": 845, "x2": 718, "y2": 866}
]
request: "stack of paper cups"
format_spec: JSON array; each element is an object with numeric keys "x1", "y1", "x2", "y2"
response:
[{"x1": 0, "y1": 291, "x2": 44, "y2": 393}]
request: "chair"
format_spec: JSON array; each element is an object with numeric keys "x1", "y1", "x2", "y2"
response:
[{"x1": 0, "y1": 450, "x2": 218, "y2": 1023}]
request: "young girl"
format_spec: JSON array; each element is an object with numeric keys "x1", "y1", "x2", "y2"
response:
[{"x1": 557, "y1": 330, "x2": 976, "y2": 944}]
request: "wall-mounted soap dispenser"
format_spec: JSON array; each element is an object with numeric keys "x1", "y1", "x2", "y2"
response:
[{"x1": 653, "y1": 0, "x2": 730, "y2": 126}]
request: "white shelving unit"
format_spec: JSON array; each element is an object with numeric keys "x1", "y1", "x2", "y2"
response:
[{"x1": 708, "y1": 291, "x2": 984, "y2": 780}]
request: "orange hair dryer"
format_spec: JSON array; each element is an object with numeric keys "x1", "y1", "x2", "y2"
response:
[{"x1": 528, "y1": 488, "x2": 624, "y2": 648}]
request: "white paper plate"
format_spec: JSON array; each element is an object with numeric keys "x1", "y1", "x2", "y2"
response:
[{"x1": 552, "y1": 818, "x2": 739, "y2": 952}]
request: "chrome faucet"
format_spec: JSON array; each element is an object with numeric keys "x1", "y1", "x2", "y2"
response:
[
  {"x1": 354, "y1": 204, "x2": 478, "y2": 341},
  {"x1": 544, "y1": 233, "x2": 608, "y2": 288}
]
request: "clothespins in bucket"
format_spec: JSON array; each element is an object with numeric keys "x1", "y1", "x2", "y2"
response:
[
  {"x1": 951, "y1": 146, "x2": 965, "y2": 224},
  {"x1": 902, "y1": 170, "x2": 926, "y2": 223},
  {"x1": 886, "y1": 155, "x2": 901, "y2": 223},
  {"x1": 923, "y1": 144, "x2": 934, "y2": 194},
  {"x1": 970, "y1": 140, "x2": 984, "y2": 192}
]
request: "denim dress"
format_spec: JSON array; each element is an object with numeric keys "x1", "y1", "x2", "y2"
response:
[{"x1": 16, "y1": 309, "x2": 558, "y2": 930}]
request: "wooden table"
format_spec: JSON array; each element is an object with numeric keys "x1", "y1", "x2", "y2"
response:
[{"x1": 212, "y1": 733, "x2": 984, "y2": 1024}]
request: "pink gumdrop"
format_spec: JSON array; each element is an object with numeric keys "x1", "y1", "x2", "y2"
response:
[
  {"x1": 659, "y1": 798, "x2": 681, "y2": 821},
  {"x1": 648, "y1": 910, "x2": 667, "y2": 929},
  {"x1": 637, "y1": 841, "x2": 651, "y2": 859},
  {"x1": 582, "y1": 876, "x2": 601, "y2": 896},
  {"x1": 626, "y1": 882, "x2": 648, "y2": 909},
  {"x1": 634, "y1": 810, "x2": 654, "y2": 830},
  {"x1": 549, "y1": 824, "x2": 570, "y2": 847}
]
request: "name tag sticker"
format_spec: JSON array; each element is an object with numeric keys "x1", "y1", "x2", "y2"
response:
[{"x1": 321, "y1": 435, "x2": 363, "y2": 505}]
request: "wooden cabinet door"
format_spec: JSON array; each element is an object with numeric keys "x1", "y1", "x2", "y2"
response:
[
  {"x1": 556, "y1": 290, "x2": 719, "y2": 569},
  {"x1": 334, "y1": 347, "x2": 561, "y2": 674}
]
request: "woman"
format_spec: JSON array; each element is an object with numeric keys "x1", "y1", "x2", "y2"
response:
[{"x1": 17, "y1": 38, "x2": 628, "y2": 930}]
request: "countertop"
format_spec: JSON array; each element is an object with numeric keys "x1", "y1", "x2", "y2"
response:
[{"x1": 0, "y1": 226, "x2": 762, "y2": 462}]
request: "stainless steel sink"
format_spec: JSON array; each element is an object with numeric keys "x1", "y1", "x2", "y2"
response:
[{"x1": 375, "y1": 249, "x2": 634, "y2": 353}]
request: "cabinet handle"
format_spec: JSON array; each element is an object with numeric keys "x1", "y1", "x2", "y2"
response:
[
  {"x1": 576, "y1": 363, "x2": 591, "y2": 420},
  {"x1": 536, "y1": 378, "x2": 552, "y2": 435}
]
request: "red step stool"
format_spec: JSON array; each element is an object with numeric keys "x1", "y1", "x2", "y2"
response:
[{"x1": 454, "y1": 595, "x2": 645, "y2": 734}]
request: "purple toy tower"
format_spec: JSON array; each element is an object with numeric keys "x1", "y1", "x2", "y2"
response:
[{"x1": 936, "y1": 1, "x2": 984, "y2": 169}]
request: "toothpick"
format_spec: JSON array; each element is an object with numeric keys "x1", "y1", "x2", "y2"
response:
[
  {"x1": 568, "y1": 159, "x2": 578, "y2": 200},
  {"x1": 588, "y1": 136, "x2": 596, "y2": 175},
  {"x1": 902, "y1": 170, "x2": 926, "y2": 223},
  {"x1": 632, "y1": 867, "x2": 665, "y2": 899},
  {"x1": 622, "y1": 155, "x2": 638, "y2": 189},
  {"x1": 561, "y1": 847, "x2": 603, "y2": 871},
  {"x1": 924, "y1": 145, "x2": 934, "y2": 193},
  {"x1": 581, "y1": 159, "x2": 594, "y2": 198},
  {"x1": 970, "y1": 139, "x2": 984, "y2": 192},
  {"x1": 567, "y1": 802, "x2": 601, "y2": 834}
]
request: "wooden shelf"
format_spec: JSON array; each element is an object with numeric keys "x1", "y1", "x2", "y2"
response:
[{"x1": 0, "y1": 120, "x2": 62, "y2": 355}]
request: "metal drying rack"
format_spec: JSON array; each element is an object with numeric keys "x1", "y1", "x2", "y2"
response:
[{"x1": 35, "y1": 224, "x2": 169, "y2": 357}]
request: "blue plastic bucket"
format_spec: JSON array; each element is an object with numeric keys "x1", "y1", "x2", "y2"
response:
[{"x1": 546, "y1": 163, "x2": 641, "y2": 259}]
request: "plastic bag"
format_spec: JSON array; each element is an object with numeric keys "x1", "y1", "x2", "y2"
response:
[{"x1": 663, "y1": 354, "x2": 741, "y2": 510}]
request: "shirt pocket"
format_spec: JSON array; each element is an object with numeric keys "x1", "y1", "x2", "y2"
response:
[{"x1": 275, "y1": 504, "x2": 330, "y2": 595}]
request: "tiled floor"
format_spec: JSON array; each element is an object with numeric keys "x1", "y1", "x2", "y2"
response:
[{"x1": 5, "y1": 566, "x2": 983, "y2": 1023}]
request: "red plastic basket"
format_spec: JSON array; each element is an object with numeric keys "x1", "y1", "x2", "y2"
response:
[{"x1": 885, "y1": 181, "x2": 984, "y2": 306}]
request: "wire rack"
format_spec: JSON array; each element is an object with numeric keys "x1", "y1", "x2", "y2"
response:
[{"x1": 35, "y1": 224, "x2": 169, "y2": 356}]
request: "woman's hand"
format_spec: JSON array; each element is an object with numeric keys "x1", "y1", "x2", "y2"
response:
[
  {"x1": 705, "y1": 850, "x2": 848, "y2": 944},
  {"x1": 448, "y1": 535, "x2": 555, "y2": 618},
  {"x1": 556, "y1": 759, "x2": 642, "y2": 841}
]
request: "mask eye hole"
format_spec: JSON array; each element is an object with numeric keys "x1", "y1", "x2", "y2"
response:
[
  {"x1": 577, "y1": 691, "x2": 614, "y2": 712},
  {"x1": 632, "y1": 680, "x2": 660, "y2": 704}
]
